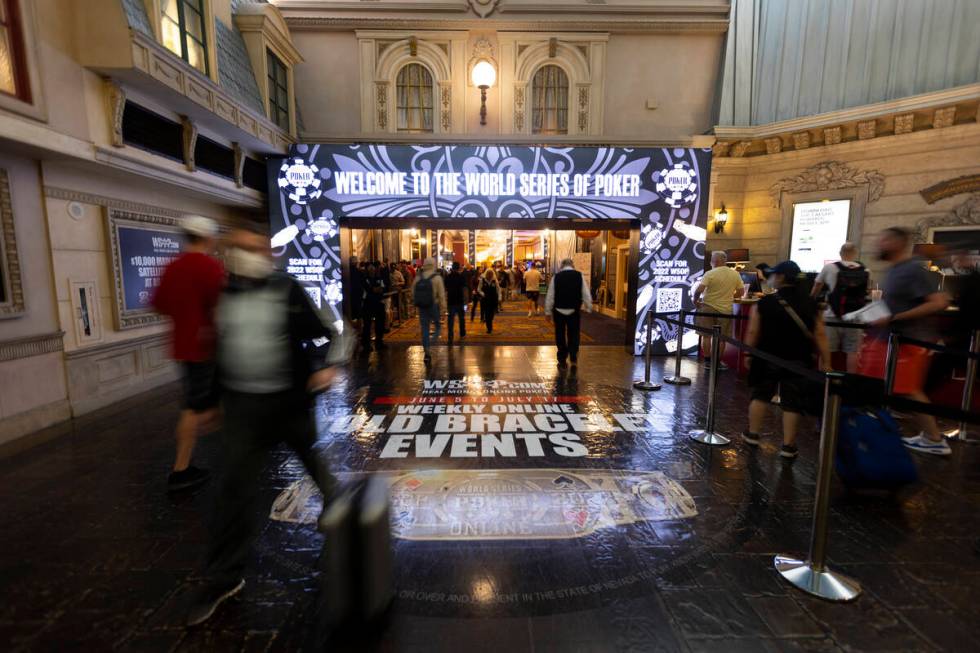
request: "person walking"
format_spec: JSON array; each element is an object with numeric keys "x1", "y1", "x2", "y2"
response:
[
  {"x1": 811, "y1": 242, "x2": 868, "y2": 373},
  {"x1": 360, "y1": 263, "x2": 387, "y2": 352},
  {"x1": 498, "y1": 264, "x2": 511, "y2": 303},
  {"x1": 185, "y1": 224, "x2": 350, "y2": 626},
  {"x1": 743, "y1": 261, "x2": 831, "y2": 460},
  {"x1": 444, "y1": 261, "x2": 467, "y2": 345},
  {"x1": 413, "y1": 257, "x2": 447, "y2": 362},
  {"x1": 152, "y1": 215, "x2": 224, "y2": 492},
  {"x1": 693, "y1": 251, "x2": 745, "y2": 369},
  {"x1": 470, "y1": 265, "x2": 484, "y2": 324},
  {"x1": 389, "y1": 263, "x2": 406, "y2": 322},
  {"x1": 524, "y1": 263, "x2": 543, "y2": 316},
  {"x1": 545, "y1": 258, "x2": 593, "y2": 368},
  {"x1": 866, "y1": 227, "x2": 951, "y2": 455},
  {"x1": 479, "y1": 268, "x2": 500, "y2": 334}
]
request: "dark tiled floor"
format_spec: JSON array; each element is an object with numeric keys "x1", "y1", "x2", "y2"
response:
[{"x1": 1, "y1": 345, "x2": 979, "y2": 652}]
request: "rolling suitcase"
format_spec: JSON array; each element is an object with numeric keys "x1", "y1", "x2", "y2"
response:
[
  {"x1": 316, "y1": 475, "x2": 394, "y2": 641},
  {"x1": 835, "y1": 406, "x2": 918, "y2": 490}
]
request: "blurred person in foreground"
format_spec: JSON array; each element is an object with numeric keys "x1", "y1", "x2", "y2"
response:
[
  {"x1": 185, "y1": 223, "x2": 349, "y2": 626},
  {"x1": 743, "y1": 261, "x2": 830, "y2": 461},
  {"x1": 152, "y1": 215, "x2": 224, "y2": 492},
  {"x1": 866, "y1": 227, "x2": 951, "y2": 456}
]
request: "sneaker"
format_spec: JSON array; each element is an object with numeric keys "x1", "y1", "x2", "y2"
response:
[
  {"x1": 168, "y1": 466, "x2": 210, "y2": 492},
  {"x1": 742, "y1": 431, "x2": 760, "y2": 446},
  {"x1": 780, "y1": 444, "x2": 799, "y2": 460},
  {"x1": 902, "y1": 434, "x2": 952, "y2": 456},
  {"x1": 528, "y1": 311, "x2": 533, "y2": 317},
  {"x1": 185, "y1": 578, "x2": 245, "y2": 626}
]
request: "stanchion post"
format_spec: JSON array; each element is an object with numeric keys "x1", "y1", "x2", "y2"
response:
[
  {"x1": 689, "y1": 325, "x2": 730, "y2": 445},
  {"x1": 774, "y1": 372, "x2": 862, "y2": 601},
  {"x1": 664, "y1": 311, "x2": 692, "y2": 386},
  {"x1": 633, "y1": 311, "x2": 661, "y2": 391},
  {"x1": 946, "y1": 329, "x2": 979, "y2": 442},
  {"x1": 884, "y1": 332, "x2": 900, "y2": 396}
]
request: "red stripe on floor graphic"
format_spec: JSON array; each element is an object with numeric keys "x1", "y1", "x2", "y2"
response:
[{"x1": 372, "y1": 396, "x2": 591, "y2": 404}]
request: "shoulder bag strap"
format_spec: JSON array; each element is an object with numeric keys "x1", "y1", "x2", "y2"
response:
[{"x1": 777, "y1": 298, "x2": 816, "y2": 343}]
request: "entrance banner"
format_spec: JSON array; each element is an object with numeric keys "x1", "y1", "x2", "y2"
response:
[{"x1": 268, "y1": 144, "x2": 712, "y2": 354}]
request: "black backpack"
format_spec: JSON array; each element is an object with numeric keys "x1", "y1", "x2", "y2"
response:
[
  {"x1": 413, "y1": 275, "x2": 434, "y2": 307},
  {"x1": 827, "y1": 262, "x2": 869, "y2": 317}
]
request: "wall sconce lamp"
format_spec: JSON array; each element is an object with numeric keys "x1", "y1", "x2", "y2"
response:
[
  {"x1": 714, "y1": 204, "x2": 729, "y2": 234},
  {"x1": 471, "y1": 60, "x2": 497, "y2": 125}
]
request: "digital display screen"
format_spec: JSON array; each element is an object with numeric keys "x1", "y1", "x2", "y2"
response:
[{"x1": 789, "y1": 200, "x2": 851, "y2": 273}]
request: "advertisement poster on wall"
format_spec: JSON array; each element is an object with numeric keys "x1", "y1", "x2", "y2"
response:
[
  {"x1": 789, "y1": 200, "x2": 851, "y2": 273},
  {"x1": 267, "y1": 144, "x2": 712, "y2": 355}
]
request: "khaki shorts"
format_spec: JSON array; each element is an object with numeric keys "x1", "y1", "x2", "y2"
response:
[
  {"x1": 695, "y1": 312, "x2": 734, "y2": 338},
  {"x1": 826, "y1": 324, "x2": 863, "y2": 354}
]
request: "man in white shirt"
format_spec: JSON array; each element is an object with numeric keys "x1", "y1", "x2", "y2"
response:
[
  {"x1": 811, "y1": 242, "x2": 867, "y2": 373},
  {"x1": 545, "y1": 259, "x2": 593, "y2": 368},
  {"x1": 693, "y1": 251, "x2": 745, "y2": 369}
]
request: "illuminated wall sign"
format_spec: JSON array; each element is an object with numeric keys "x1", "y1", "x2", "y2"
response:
[
  {"x1": 267, "y1": 144, "x2": 713, "y2": 354},
  {"x1": 789, "y1": 200, "x2": 851, "y2": 273}
]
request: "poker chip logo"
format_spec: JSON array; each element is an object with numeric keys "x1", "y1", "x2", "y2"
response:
[
  {"x1": 655, "y1": 163, "x2": 697, "y2": 208},
  {"x1": 278, "y1": 158, "x2": 322, "y2": 205},
  {"x1": 306, "y1": 217, "x2": 338, "y2": 242}
]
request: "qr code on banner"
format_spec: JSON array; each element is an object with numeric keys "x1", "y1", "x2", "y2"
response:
[{"x1": 656, "y1": 288, "x2": 683, "y2": 314}]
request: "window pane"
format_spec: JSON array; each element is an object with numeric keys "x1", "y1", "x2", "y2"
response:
[
  {"x1": 277, "y1": 86, "x2": 288, "y2": 110},
  {"x1": 531, "y1": 65, "x2": 568, "y2": 134},
  {"x1": 395, "y1": 64, "x2": 433, "y2": 132},
  {"x1": 162, "y1": 0, "x2": 180, "y2": 21},
  {"x1": 183, "y1": 4, "x2": 204, "y2": 41},
  {"x1": 0, "y1": 27, "x2": 13, "y2": 96},
  {"x1": 186, "y1": 40, "x2": 206, "y2": 73},
  {"x1": 161, "y1": 16, "x2": 183, "y2": 58}
]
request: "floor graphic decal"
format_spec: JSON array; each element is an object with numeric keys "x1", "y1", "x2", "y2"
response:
[{"x1": 270, "y1": 469, "x2": 697, "y2": 540}]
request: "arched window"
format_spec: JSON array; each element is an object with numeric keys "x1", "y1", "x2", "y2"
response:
[
  {"x1": 396, "y1": 63, "x2": 433, "y2": 132},
  {"x1": 531, "y1": 65, "x2": 568, "y2": 135}
]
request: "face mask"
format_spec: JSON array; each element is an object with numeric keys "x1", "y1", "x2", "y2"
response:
[{"x1": 227, "y1": 247, "x2": 273, "y2": 279}]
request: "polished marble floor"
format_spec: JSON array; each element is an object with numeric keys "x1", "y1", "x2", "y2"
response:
[{"x1": 1, "y1": 345, "x2": 979, "y2": 652}]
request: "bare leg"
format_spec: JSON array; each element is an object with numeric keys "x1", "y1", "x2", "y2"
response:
[
  {"x1": 907, "y1": 391, "x2": 941, "y2": 440},
  {"x1": 174, "y1": 409, "x2": 199, "y2": 471},
  {"x1": 845, "y1": 352, "x2": 859, "y2": 374},
  {"x1": 781, "y1": 410, "x2": 800, "y2": 447},
  {"x1": 748, "y1": 399, "x2": 768, "y2": 434}
]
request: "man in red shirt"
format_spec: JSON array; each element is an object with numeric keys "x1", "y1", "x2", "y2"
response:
[{"x1": 152, "y1": 215, "x2": 225, "y2": 491}]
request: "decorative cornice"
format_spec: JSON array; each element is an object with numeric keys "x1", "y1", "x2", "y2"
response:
[
  {"x1": 0, "y1": 332, "x2": 64, "y2": 363},
  {"x1": 44, "y1": 187, "x2": 193, "y2": 219},
  {"x1": 284, "y1": 16, "x2": 729, "y2": 33},
  {"x1": 914, "y1": 193, "x2": 980, "y2": 243},
  {"x1": 920, "y1": 175, "x2": 980, "y2": 204},
  {"x1": 769, "y1": 161, "x2": 885, "y2": 208}
]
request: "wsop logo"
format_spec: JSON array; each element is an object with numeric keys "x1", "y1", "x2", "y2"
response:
[
  {"x1": 655, "y1": 163, "x2": 698, "y2": 209},
  {"x1": 278, "y1": 158, "x2": 322, "y2": 205}
]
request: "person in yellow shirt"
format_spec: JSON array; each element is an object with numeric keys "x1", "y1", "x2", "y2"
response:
[{"x1": 693, "y1": 251, "x2": 745, "y2": 369}]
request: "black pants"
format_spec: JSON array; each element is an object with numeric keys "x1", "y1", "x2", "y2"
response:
[
  {"x1": 553, "y1": 310, "x2": 581, "y2": 362},
  {"x1": 204, "y1": 391, "x2": 334, "y2": 585},
  {"x1": 360, "y1": 303, "x2": 385, "y2": 346},
  {"x1": 470, "y1": 296, "x2": 482, "y2": 322}
]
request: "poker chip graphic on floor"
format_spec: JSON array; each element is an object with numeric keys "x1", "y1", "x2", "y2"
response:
[
  {"x1": 278, "y1": 157, "x2": 322, "y2": 205},
  {"x1": 654, "y1": 163, "x2": 697, "y2": 208}
]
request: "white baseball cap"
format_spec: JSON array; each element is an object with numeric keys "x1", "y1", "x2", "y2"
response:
[{"x1": 182, "y1": 215, "x2": 218, "y2": 238}]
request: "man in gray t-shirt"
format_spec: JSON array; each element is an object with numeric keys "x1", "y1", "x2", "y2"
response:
[{"x1": 873, "y1": 227, "x2": 950, "y2": 456}]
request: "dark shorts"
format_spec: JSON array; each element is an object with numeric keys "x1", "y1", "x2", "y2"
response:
[
  {"x1": 181, "y1": 361, "x2": 219, "y2": 412},
  {"x1": 748, "y1": 362, "x2": 808, "y2": 414},
  {"x1": 526, "y1": 291, "x2": 540, "y2": 301}
]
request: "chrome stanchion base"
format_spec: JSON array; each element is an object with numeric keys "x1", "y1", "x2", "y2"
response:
[
  {"x1": 943, "y1": 427, "x2": 978, "y2": 443},
  {"x1": 774, "y1": 555, "x2": 862, "y2": 602},
  {"x1": 663, "y1": 375, "x2": 692, "y2": 385},
  {"x1": 689, "y1": 429, "x2": 730, "y2": 445},
  {"x1": 633, "y1": 380, "x2": 662, "y2": 391}
]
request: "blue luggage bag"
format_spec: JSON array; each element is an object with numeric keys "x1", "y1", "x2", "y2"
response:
[{"x1": 835, "y1": 407, "x2": 918, "y2": 490}]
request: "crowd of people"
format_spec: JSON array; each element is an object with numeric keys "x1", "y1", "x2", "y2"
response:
[
  {"x1": 695, "y1": 227, "x2": 979, "y2": 461},
  {"x1": 149, "y1": 216, "x2": 978, "y2": 625}
]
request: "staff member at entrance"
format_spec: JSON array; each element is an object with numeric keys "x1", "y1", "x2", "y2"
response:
[
  {"x1": 693, "y1": 251, "x2": 745, "y2": 369},
  {"x1": 545, "y1": 258, "x2": 593, "y2": 368}
]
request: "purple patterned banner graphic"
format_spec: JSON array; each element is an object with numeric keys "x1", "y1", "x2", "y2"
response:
[{"x1": 267, "y1": 144, "x2": 712, "y2": 355}]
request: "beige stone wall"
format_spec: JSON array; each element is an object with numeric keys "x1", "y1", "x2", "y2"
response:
[
  {"x1": 292, "y1": 31, "x2": 363, "y2": 137},
  {"x1": 707, "y1": 123, "x2": 980, "y2": 283}
]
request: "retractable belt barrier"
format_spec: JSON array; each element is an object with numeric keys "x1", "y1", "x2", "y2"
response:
[{"x1": 637, "y1": 310, "x2": 980, "y2": 602}]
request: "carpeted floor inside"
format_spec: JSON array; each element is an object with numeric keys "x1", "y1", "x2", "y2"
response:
[{"x1": 383, "y1": 300, "x2": 627, "y2": 345}]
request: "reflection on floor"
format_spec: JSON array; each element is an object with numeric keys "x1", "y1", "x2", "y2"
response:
[
  {"x1": 1, "y1": 345, "x2": 978, "y2": 652},
  {"x1": 385, "y1": 300, "x2": 626, "y2": 346}
]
